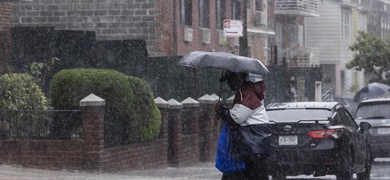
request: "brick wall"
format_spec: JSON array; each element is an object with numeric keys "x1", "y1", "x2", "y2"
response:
[
  {"x1": 0, "y1": 3, "x2": 12, "y2": 31},
  {"x1": 10, "y1": 0, "x2": 237, "y2": 57},
  {"x1": 0, "y1": 140, "x2": 83, "y2": 170},
  {"x1": 102, "y1": 139, "x2": 168, "y2": 171},
  {"x1": 174, "y1": 0, "x2": 236, "y2": 56},
  {"x1": 0, "y1": 94, "x2": 220, "y2": 172},
  {"x1": 0, "y1": 2, "x2": 12, "y2": 74},
  {"x1": 11, "y1": 1, "x2": 165, "y2": 57}
]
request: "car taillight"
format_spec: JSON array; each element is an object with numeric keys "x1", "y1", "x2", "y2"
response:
[{"x1": 307, "y1": 129, "x2": 343, "y2": 139}]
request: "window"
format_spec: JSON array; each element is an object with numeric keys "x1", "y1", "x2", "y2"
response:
[
  {"x1": 337, "y1": 107, "x2": 358, "y2": 129},
  {"x1": 255, "y1": 0, "x2": 262, "y2": 11},
  {"x1": 216, "y1": 0, "x2": 226, "y2": 30},
  {"x1": 199, "y1": 0, "x2": 210, "y2": 28},
  {"x1": 231, "y1": 0, "x2": 241, "y2": 20},
  {"x1": 180, "y1": 0, "x2": 192, "y2": 26},
  {"x1": 381, "y1": 17, "x2": 387, "y2": 40},
  {"x1": 341, "y1": 8, "x2": 351, "y2": 40},
  {"x1": 358, "y1": 12, "x2": 367, "y2": 32},
  {"x1": 332, "y1": 112, "x2": 343, "y2": 125}
]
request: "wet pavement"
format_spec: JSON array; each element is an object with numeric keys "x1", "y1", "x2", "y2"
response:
[
  {"x1": 1, "y1": 159, "x2": 390, "y2": 180},
  {"x1": 0, "y1": 162, "x2": 222, "y2": 180}
]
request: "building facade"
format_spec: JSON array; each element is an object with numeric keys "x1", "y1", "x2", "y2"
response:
[
  {"x1": 271, "y1": 0, "x2": 320, "y2": 101},
  {"x1": 0, "y1": 2, "x2": 12, "y2": 74},
  {"x1": 8, "y1": 0, "x2": 271, "y2": 65},
  {"x1": 305, "y1": 0, "x2": 390, "y2": 97}
]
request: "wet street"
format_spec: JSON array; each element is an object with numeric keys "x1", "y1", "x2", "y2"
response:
[
  {"x1": 0, "y1": 159, "x2": 390, "y2": 179},
  {"x1": 285, "y1": 158, "x2": 390, "y2": 180}
]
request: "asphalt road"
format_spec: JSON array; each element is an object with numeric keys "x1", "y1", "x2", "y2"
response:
[{"x1": 1, "y1": 159, "x2": 390, "y2": 180}]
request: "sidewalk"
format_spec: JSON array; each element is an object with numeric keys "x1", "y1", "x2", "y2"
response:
[{"x1": 0, "y1": 162, "x2": 222, "y2": 180}]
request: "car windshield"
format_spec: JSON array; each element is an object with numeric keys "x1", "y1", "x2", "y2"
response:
[
  {"x1": 355, "y1": 103, "x2": 390, "y2": 119},
  {"x1": 267, "y1": 109, "x2": 332, "y2": 122}
]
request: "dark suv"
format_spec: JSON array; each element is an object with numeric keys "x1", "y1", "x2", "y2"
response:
[
  {"x1": 354, "y1": 97, "x2": 390, "y2": 158},
  {"x1": 266, "y1": 101, "x2": 372, "y2": 180}
]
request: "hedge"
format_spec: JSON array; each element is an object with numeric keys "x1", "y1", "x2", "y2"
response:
[{"x1": 49, "y1": 68, "x2": 161, "y2": 146}]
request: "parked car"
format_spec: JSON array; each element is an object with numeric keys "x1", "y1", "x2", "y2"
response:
[
  {"x1": 265, "y1": 101, "x2": 372, "y2": 180},
  {"x1": 354, "y1": 97, "x2": 390, "y2": 158}
]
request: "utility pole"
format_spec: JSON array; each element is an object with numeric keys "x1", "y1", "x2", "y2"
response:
[{"x1": 239, "y1": 0, "x2": 248, "y2": 57}]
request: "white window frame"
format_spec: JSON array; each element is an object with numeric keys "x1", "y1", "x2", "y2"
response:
[
  {"x1": 341, "y1": 8, "x2": 351, "y2": 40},
  {"x1": 358, "y1": 12, "x2": 367, "y2": 32}
]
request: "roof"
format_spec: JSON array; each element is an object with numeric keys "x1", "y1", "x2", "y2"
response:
[{"x1": 266, "y1": 101, "x2": 339, "y2": 110}]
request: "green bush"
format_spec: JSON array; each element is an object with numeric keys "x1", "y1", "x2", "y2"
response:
[
  {"x1": 0, "y1": 73, "x2": 51, "y2": 138},
  {"x1": 126, "y1": 76, "x2": 161, "y2": 142},
  {"x1": 50, "y1": 68, "x2": 133, "y2": 143},
  {"x1": 50, "y1": 68, "x2": 132, "y2": 110},
  {"x1": 0, "y1": 73, "x2": 50, "y2": 111},
  {"x1": 50, "y1": 68, "x2": 161, "y2": 144}
]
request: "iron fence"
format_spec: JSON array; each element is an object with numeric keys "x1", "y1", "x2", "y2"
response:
[{"x1": 0, "y1": 110, "x2": 82, "y2": 140}]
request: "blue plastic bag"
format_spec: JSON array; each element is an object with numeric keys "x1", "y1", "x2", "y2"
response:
[{"x1": 215, "y1": 123, "x2": 246, "y2": 173}]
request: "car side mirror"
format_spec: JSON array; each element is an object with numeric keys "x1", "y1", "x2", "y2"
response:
[{"x1": 359, "y1": 122, "x2": 371, "y2": 131}]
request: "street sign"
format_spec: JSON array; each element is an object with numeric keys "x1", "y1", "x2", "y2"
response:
[{"x1": 223, "y1": 19, "x2": 243, "y2": 37}]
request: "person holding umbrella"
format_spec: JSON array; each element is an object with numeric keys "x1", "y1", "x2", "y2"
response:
[{"x1": 215, "y1": 70, "x2": 272, "y2": 180}]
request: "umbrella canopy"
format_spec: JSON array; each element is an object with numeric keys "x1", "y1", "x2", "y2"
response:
[
  {"x1": 178, "y1": 51, "x2": 270, "y2": 76},
  {"x1": 353, "y1": 82, "x2": 390, "y2": 102}
]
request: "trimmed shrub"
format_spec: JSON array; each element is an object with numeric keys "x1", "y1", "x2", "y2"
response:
[
  {"x1": 50, "y1": 68, "x2": 161, "y2": 145},
  {"x1": 50, "y1": 68, "x2": 133, "y2": 143},
  {"x1": 126, "y1": 76, "x2": 161, "y2": 142}
]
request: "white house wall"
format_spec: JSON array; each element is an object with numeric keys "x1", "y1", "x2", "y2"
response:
[
  {"x1": 305, "y1": 0, "x2": 356, "y2": 96},
  {"x1": 305, "y1": 1, "x2": 341, "y2": 64}
]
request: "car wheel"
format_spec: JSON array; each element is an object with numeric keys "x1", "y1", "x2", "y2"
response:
[
  {"x1": 336, "y1": 147, "x2": 353, "y2": 180},
  {"x1": 357, "y1": 145, "x2": 372, "y2": 180}
]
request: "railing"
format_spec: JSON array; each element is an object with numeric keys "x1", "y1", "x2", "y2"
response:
[
  {"x1": 0, "y1": 110, "x2": 81, "y2": 140},
  {"x1": 286, "y1": 46, "x2": 320, "y2": 68},
  {"x1": 322, "y1": 89, "x2": 334, "y2": 102},
  {"x1": 275, "y1": 0, "x2": 319, "y2": 17}
]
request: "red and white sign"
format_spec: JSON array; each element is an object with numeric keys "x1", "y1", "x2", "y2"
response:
[{"x1": 223, "y1": 19, "x2": 243, "y2": 37}]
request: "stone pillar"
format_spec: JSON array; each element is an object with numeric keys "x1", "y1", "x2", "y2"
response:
[
  {"x1": 225, "y1": 95, "x2": 234, "y2": 107},
  {"x1": 198, "y1": 94, "x2": 218, "y2": 162},
  {"x1": 181, "y1": 97, "x2": 200, "y2": 165},
  {"x1": 154, "y1": 97, "x2": 169, "y2": 141},
  {"x1": 154, "y1": 97, "x2": 169, "y2": 164},
  {"x1": 167, "y1": 99, "x2": 183, "y2": 167},
  {"x1": 80, "y1": 93, "x2": 105, "y2": 171}
]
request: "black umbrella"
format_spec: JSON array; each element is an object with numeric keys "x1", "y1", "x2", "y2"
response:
[
  {"x1": 353, "y1": 82, "x2": 390, "y2": 102},
  {"x1": 178, "y1": 51, "x2": 270, "y2": 100},
  {"x1": 177, "y1": 51, "x2": 270, "y2": 75}
]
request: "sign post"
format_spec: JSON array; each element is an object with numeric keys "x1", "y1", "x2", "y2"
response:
[{"x1": 223, "y1": 19, "x2": 243, "y2": 37}]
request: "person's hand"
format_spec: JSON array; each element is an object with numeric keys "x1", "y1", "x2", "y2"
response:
[{"x1": 214, "y1": 101, "x2": 224, "y2": 112}]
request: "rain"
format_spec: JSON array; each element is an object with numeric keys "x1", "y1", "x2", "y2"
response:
[{"x1": 2, "y1": 0, "x2": 390, "y2": 179}]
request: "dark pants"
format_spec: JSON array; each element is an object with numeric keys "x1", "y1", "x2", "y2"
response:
[{"x1": 221, "y1": 154, "x2": 269, "y2": 180}]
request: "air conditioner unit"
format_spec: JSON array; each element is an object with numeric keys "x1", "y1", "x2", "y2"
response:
[
  {"x1": 254, "y1": 12, "x2": 267, "y2": 26},
  {"x1": 184, "y1": 27, "x2": 193, "y2": 42},
  {"x1": 201, "y1": 29, "x2": 211, "y2": 44}
]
